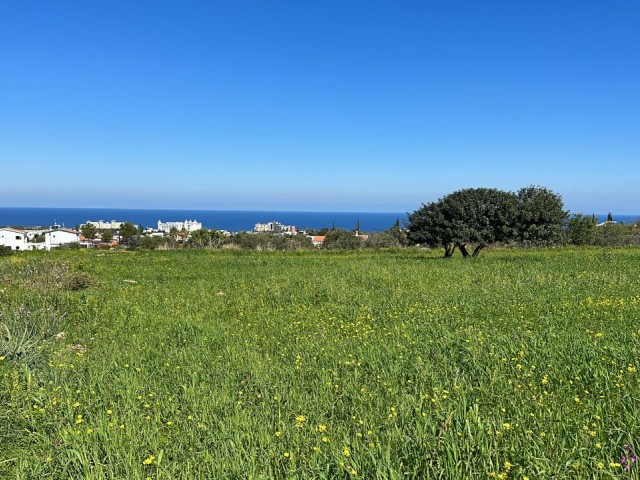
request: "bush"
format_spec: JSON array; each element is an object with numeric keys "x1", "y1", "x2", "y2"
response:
[
  {"x1": 0, "y1": 306, "x2": 64, "y2": 365},
  {"x1": 226, "y1": 233, "x2": 313, "y2": 251},
  {"x1": 565, "y1": 214, "x2": 597, "y2": 245},
  {"x1": 0, "y1": 246, "x2": 13, "y2": 257},
  {"x1": 137, "y1": 236, "x2": 170, "y2": 250},
  {"x1": 323, "y1": 230, "x2": 362, "y2": 250},
  {"x1": 63, "y1": 272, "x2": 98, "y2": 291},
  {"x1": 593, "y1": 223, "x2": 639, "y2": 247},
  {"x1": 363, "y1": 232, "x2": 402, "y2": 249},
  {"x1": 58, "y1": 242, "x2": 81, "y2": 250}
]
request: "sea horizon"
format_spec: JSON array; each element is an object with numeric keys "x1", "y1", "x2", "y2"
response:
[
  {"x1": 1, "y1": 206, "x2": 639, "y2": 233},
  {"x1": 0, "y1": 207, "x2": 407, "y2": 233}
]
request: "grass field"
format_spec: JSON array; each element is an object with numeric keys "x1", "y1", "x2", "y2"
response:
[{"x1": 1, "y1": 248, "x2": 640, "y2": 479}]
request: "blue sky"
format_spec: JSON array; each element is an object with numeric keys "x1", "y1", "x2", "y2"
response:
[{"x1": 1, "y1": 1, "x2": 638, "y2": 213}]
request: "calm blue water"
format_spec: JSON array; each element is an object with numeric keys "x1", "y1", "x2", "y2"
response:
[
  {"x1": 0, "y1": 207, "x2": 405, "y2": 232},
  {"x1": 1, "y1": 208, "x2": 638, "y2": 233}
]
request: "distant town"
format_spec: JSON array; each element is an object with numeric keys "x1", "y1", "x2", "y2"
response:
[
  {"x1": 0, "y1": 218, "x2": 375, "y2": 251},
  {"x1": 1, "y1": 208, "x2": 633, "y2": 254}
]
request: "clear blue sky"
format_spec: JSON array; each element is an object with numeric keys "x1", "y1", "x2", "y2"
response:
[{"x1": 1, "y1": 1, "x2": 638, "y2": 213}]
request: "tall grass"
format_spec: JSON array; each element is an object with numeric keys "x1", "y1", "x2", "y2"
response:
[{"x1": 1, "y1": 248, "x2": 639, "y2": 479}]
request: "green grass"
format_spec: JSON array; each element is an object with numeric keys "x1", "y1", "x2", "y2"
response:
[{"x1": 1, "y1": 248, "x2": 640, "y2": 479}]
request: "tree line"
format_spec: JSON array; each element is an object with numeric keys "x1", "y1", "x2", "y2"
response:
[
  {"x1": 407, "y1": 186, "x2": 640, "y2": 257},
  {"x1": 70, "y1": 186, "x2": 640, "y2": 255}
]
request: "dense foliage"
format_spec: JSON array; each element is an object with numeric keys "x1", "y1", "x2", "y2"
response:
[
  {"x1": 323, "y1": 229, "x2": 363, "y2": 250},
  {"x1": 119, "y1": 222, "x2": 138, "y2": 244},
  {"x1": 407, "y1": 186, "x2": 567, "y2": 257}
]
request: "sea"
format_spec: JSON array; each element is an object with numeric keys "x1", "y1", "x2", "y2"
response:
[
  {"x1": 0, "y1": 207, "x2": 406, "y2": 232},
  {"x1": 1, "y1": 207, "x2": 638, "y2": 233}
]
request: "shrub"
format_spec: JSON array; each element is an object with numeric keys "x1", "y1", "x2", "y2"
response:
[
  {"x1": 323, "y1": 230, "x2": 362, "y2": 250},
  {"x1": 363, "y1": 231, "x2": 402, "y2": 249},
  {"x1": 63, "y1": 272, "x2": 98, "y2": 291}
]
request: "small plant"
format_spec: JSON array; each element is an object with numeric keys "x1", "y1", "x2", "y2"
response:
[
  {"x1": 0, "y1": 306, "x2": 63, "y2": 365},
  {"x1": 621, "y1": 444, "x2": 637, "y2": 471},
  {"x1": 63, "y1": 272, "x2": 98, "y2": 291}
]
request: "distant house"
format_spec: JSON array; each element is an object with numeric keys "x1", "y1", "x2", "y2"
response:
[
  {"x1": 0, "y1": 228, "x2": 44, "y2": 251},
  {"x1": 310, "y1": 236, "x2": 325, "y2": 247},
  {"x1": 44, "y1": 228, "x2": 80, "y2": 250},
  {"x1": 0, "y1": 227, "x2": 29, "y2": 251}
]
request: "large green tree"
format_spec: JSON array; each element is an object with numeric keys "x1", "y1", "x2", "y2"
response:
[
  {"x1": 101, "y1": 230, "x2": 114, "y2": 243},
  {"x1": 514, "y1": 186, "x2": 567, "y2": 245},
  {"x1": 118, "y1": 222, "x2": 138, "y2": 244},
  {"x1": 407, "y1": 188, "x2": 518, "y2": 257},
  {"x1": 408, "y1": 186, "x2": 567, "y2": 257},
  {"x1": 81, "y1": 223, "x2": 97, "y2": 239},
  {"x1": 408, "y1": 188, "x2": 518, "y2": 257}
]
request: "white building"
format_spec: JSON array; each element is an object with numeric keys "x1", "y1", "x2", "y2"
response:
[
  {"x1": 0, "y1": 227, "x2": 30, "y2": 251},
  {"x1": 44, "y1": 228, "x2": 80, "y2": 250},
  {"x1": 254, "y1": 221, "x2": 297, "y2": 234},
  {"x1": 0, "y1": 228, "x2": 45, "y2": 251},
  {"x1": 157, "y1": 219, "x2": 202, "y2": 233},
  {"x1": 82, "y1": 220, "x2": 136, "y2": 230}
]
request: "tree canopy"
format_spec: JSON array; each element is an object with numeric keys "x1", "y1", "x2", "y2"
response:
[
  {"x1": 407, "y1": 186, "x2": 567, "y2": 257},
  {"x1": 81, "y1": 223, "x2": 97, "y2": 239},
  {"x1": 119, "y1": 222, "x2": 138, "y2": 244}
]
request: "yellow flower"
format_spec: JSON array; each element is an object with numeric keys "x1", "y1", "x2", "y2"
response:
[
  {"x1": 275, "y1": 431, "x2": 283, "y2": 437},
  {"x1": 295, "y1": 415, "x2": 306, "y2": 426},
  {"x1": 502, "y1": 423, "x2": 511, "y2": 430},
  {"x1": 503, "y1": 461, "x2": 512, "y2": 470},
  {"x1": 342, "y1": 447, "x2": 350, "y2": 457},
  {"x1": 142, "y1": 455, "x2": 155, "y2": 465},
  {"x1": 597, "y1": 462, "x2": 604, "y2": 469},
  {"x1": 0, "y1": 356, "x2": 5, "y2": 361},
  {"x1": 283, "y1": 451, "x2": 290, "y2": 458},
  {"x1": 317, "y1": 424, "x2": 327, "y2": 432},
  {"x1": 322, "y1": 436, "x2": 329, "y2": 443},
  {"x1": 106, "y1": 409, "x2": 113, "y2": 415}
]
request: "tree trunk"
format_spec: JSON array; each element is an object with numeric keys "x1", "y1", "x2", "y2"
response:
[
  {"x1": 444, "y1": 243, "x2": 456, "y2": 258},
  {"x1": 472, "y1": 243, "x2": 486, "y2": 257},
  {"x1": 457, "y1": 242, "x2": 469, "y2": 257}
]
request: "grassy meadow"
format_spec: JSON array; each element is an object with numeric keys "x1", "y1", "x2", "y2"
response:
[{"x1": 1, "y1": 248, "x2": 640, "y2": 479}]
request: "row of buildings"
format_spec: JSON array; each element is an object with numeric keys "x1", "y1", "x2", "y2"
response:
[
  {"x1": 0, "y1": 218, "x2": 206, "y2": 251},
  {"x1": 253, "y1": 221, "x2": 298, "y2": 234},
  {"x1": 0, "y1": 227, "x2": 81, "y2": 251},
  {"x1": 1, "y1": 218, "x2": 334, "y2": 250}
]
